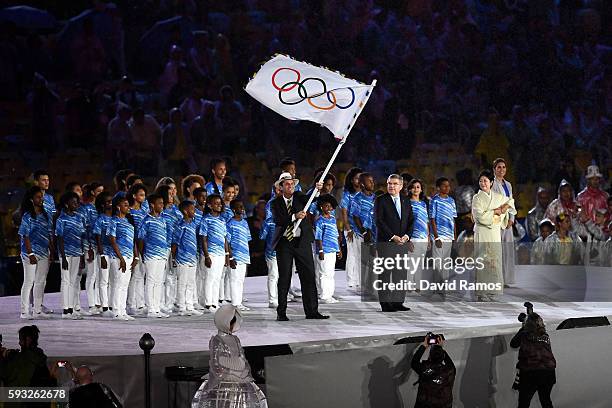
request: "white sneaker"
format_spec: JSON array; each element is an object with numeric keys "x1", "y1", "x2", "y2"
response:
[
  {"x1": 79, "y1": 309, "x2": 92, "y2": 316},
  {"x1": 321, "y1": 298, "x2": 339, "y2": 304},
  {"x1": 158, "y1": 311, "x2": 170, "y2": 318},
  {"x1": 236, "y1": 305, "x2": 250, "y2": 311},
  {"x1": 332, "y1": 295, "x2": 343, "y2": 301},
  {"x1": 179, "y1": 310, "x2": 192, "y2": 316},
  {"x1": 193, "y1": 303, "x2": 206, "y2": 311},
  {"x1": 188, "y1": 309, "x2": 203, "y2": 316},
  {"x1": 102, "y1": 310, "x2": 115, "y2": 318},
  {"x1": 61, "y1": 313, "x2": 73, "y2": 319},
  {"x1": 289, "y1": 287, "x2": 302, "y2": 298},
  {"x1": 268, "y1": 302, "x2": 278, "y2": 309},
  {"x1": 205, "y1": 306, "x2": 217, "y2": 313},
  {"x1": 89, "y1": 307, "x2": 101, "y2": 315},
  {"x1": 147, "y1": 312, "x2": 160, "y2": 318},
  {"x1": 20, "y1": 313, "x2": 33, "y2": 320},
  {"x1": 41, "y1": 305, "x2": 54, "y2": 314},
  {"x1": 123, "y1": 314, "x2": 135, "y2": 321},
  {"x1": 71, "y1": 313, "x2": 83, "y2": 320}
]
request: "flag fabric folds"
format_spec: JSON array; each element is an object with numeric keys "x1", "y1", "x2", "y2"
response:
[{"x1": 245, "y1": 54, "x2": 374, "y2": 141}]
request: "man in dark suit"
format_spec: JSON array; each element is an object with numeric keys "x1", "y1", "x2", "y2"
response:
[
  {"x1": 374, "y1": 174, "x2": 415, "y2": 312},
  {"x1": 271, "y1": 172, "x2": 329, "y2": 321}
]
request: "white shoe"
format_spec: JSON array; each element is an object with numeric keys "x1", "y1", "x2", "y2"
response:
[
  {"x1": 33, "y1": 312, "x2": 50, "y2": 319},
  {"x1": 89, "y1": 307, "x2": 101, "y2": 315},
  {"x1": 147, "y1": 312, "x2": 159, "y2": 318},
  {"x1": 179, "y1": 310, "x2": 192, "y2": 316},
  {"x1": 236, "y1": 305, "x2": 250, "y2": 311},
  {"x1": 205, "y1": 305, "x2": 217, "y2": 313},
  {"x1": 102, "y1": 310, "x2": 115, "y2": 318},
  {"x1": 268, "y1": 302, "x2": 278, "y2": 309},
  {"x1": 188, "y1": 309, "x2": 203, "y2": 316},
  {"x1": 61, "y1": 313, "x2": 73, "y2": 319},
  {"x1": 289, "y1": 287, "x2": 302, "y2": 298},
  {"x1": 71, "y1": 313, "x2": 83, "y2": 320},
  {"x1": 193, "y1": 303, "x2": 206, "y2": 311},
  {"x1": 123, "y1": 314, "x2": 135, "y2": 321},
  {"x1": 321, "y1": 298, "x2": 338, "y2": 304},
  {"x1": 20, "y1": 313, "x2": 33, "y2": 320},
  {"x1": 41, "y1": 305, "x2": 54, "y2": 314},
  {"x1": 158, "y1": 311, "x2": 170, "y2": 318},
  {"x1": 332, "y1": 295, "x2": 343, "y2": 301},
  {"x1": 79, "y1": 309, "x2": 92, "y2": 316}
]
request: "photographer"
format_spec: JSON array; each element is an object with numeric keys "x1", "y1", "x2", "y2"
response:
[
  {"x1": 510, "y1": 313, "x2": 556, "y2": 408},
  {"x1": 410, "y1": 334, "x2": 456, "y2": 408},
  {"x1": 0, "y1": 325, "x2": 55, "y2": 387},
  {"x1": 69, "y1": 365, "x2": 123, "y2": 408}
]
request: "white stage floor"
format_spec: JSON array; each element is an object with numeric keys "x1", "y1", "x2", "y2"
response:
[{"x1": 1, "y1": 273, "x2": 612, "y2": 357}]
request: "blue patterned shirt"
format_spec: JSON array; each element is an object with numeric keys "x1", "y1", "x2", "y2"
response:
[
  {"x1": 220, "y1": 204, "x2": 234, "y2": 223},
  {"x1": 138, "y1": 213, "x2": 168, "y2": 261},
  {"x1": 162, "y1": 206, "x2": 183, "y2": 247},
  {"x1": 130, "y1": 207, "x2": 147, "y2": 237},
  {"x1": 172, "y1": 219, "x2": 198, "y2": 266},
  {"x1": 55, "y1": 211, "x2": 86, "y2": 257},
  {"x1": 19, "y1": 212, "x2": 52, "y2": 257},
  {"x1": 77, "y1": 202, "x2": 98, "y2": 247},
  {"x1": 43, "y1": 193, "x2": 56, "y2": 218},
  {"x1": 410, "y1": 200, "x2": 429, "y2": 240},
  {"x1": 350, "y1": 192, "x2": 376, "y2": 235},
  {"x1": 259, "y1": 220, "x2": 276, "y2": 260},
  {"x1": 315, "y1": 215, "x2": 340, "y2": 253},
  {"x1": 227, "y1": 218, "x2": 251, "y2": 264},
  {"x1": 205, "y1": 181, "x2": 223, "y2": 196},
  {"x1": 340, "y1": 190, "x2": 359, "y2": 231},
  {"x1": 199, "y1": 214, "x2": 228, "y2": 256},
  {"x1": 107, "y1": 217, "x2": 135, "y2": 259},
  {"x1": 429, "y1": 194, "x2": 457, "y2": 240},
  {"x1": 93, "y1": 214, "x2": 114, "y2": 256}
]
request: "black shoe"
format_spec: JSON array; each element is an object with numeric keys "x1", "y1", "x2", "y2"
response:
[
  {"x1": 395, "y1": 305, "x2": 411, "y2": 311},
  {"x1": 306, "y1": 312, "x2": 329, "y2": 320},
  {"x1": 381, "y1": 304, "x2": 397, "y2": 312},
  {"x1": 276, "y1": 314, "x2": 290, "y2": 321}
]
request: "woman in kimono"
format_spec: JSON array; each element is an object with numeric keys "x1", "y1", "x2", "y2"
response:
[
  {"x1": 472, "y1": 170, "x2": 516, "y2": 301},
  {"x1": 192, "y1": 304, "x2": 267, "y2": 408}
]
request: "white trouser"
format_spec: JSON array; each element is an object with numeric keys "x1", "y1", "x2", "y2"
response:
[
  {"x1": 219, "y1": 266, "x2": 232, "y2": 302},
  {"x1": 501, "y1": 227, "x2": 515, "y2": 284},
  {"x1": 176, "y1": 264, "x2": 197, "y2": 310},
  {"x1": 110, "y1": 257, "x2": 133, "y2": 316},
  {"x1": 98, "y1": 256, "x2": 111, "y2": 308},
  {"x1": 163, "y1": 254, "x2": 177, "y2": 308},
  {"x1": 128, "y1": 261, "x2": 146, "y2": 309},
  {"x1": 266, "y1": 257, "x2": 279, "y2": 303},
  {"x1": 204, "y1": 255, "x2": 225, "y2": 306},
  {"x1": 20, "y1": 255, "x2": 49, "y2": 314},
  {"x1": 315, "y1": 253, "x2": 337, "y2": 300},
  {"x1": 409, "y1": 240, "x2": 429, "y2": 284},
  {"x1": 145, "y1": 258, "x2": 166, "y2": 313},
  {"x1": 61, "y1": 256, "x2": 81, "y2": 310},
  {"x1": 85, "y1": 252, "x2": 100, "y2": 307},
  {"x1": 345, "y1": 232, "x2": 363, "y2": 287},
  {"x1": 73, "y1": 265, "x2": 84, "y2": 310},
  {"x1": 229, "y1": 263, "x2": 247, "y2": 306},
  {"x1": 431, "y1": 240, "x2": 453, "y2": 282},
  {"x1": 196, "y1": 256, "x2": 207, "y2": 306}
]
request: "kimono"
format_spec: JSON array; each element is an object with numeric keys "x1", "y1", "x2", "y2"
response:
[
  {"x1": 192, "y1": 305, "x2": 267, "y2": 408},
  {"x1": 492, "y1": 178, "x2": 516, "y2": 285},
  {"x1": 472, "y1": 189, "x2": 516, "y2": 296}
]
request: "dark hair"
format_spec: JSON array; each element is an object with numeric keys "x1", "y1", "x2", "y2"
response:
[
  {"x1": 279, "y1": 158, "x2": 296, "y2": 170},
  {"x1": 400, "y1": 172, "x2": 413, "y2": 184},
  {"x1": 435, "y1": 177, "x2": 449, "y2": 187},
  {"x1": 181, "y1": 175, "x2": 205, "y2": 199},
  {"x1": 126, "y1": 174, "x2": 143, "y2": 188},
  {"x1": 312, "y1": 170, "x2": 336, "y2": 188},
  {"x1": 193, "y1": 187, "x2": 206, "y2": 198},
  {"x1": 18, "y1": 325, "x2": 40, "y2": 347},
  {"x1": 83, "y1": 182, "x2": 103, "y2": 198},
  {"x1": 33, "y1": 169, "x2": 49, "y2": 180},
  {"x1": 407, "y1": 178, "x2": 428, "y2": 203},
  {"x1": 478, "y1": 170, "x2": 494, "y2": 183},
  {"x1": 179, "y1": 200, "x2": 195, "y2": 213},
  {"x1": 95, "y1": 192, "x2": 113, "y2": 214},
  {"x1": 113, "y1": 169, "x2": 133, "y2": 192},
  {"x1": 492, "y1": 158, "x2": 506, "y2": 169},
  {"x1": 147, "y1": 193, "x2": 163, "y2": 207},
  {"x1": 127, "y1": 183, "x2": 148, "y2": 206},
  {"x1": 210, "y1": 158, "x2": 226, "y2": 171},
  {"x1": 344, "y1": 167, "x2": 363, "y2": 194},
  {"x1": 222, "y1": 177, "x2": 236, "y2": 191},
  {"x1": 21, "y1": 186, "x2": 45, "y2": 219},
  {"x1": 359, "y1": 172, "x2": 373, "y2": 186},
  {"x1": 59, "y1": 191, "x2": 80, "y2": 211},
  {"x1": 155, "y1": 185, "x2": 172, "y2": 206},
  {"x1": 111, "y1": 195, "x2": 129, "y2": 216},
  {"x1": 524, "y1": 312, "x2": 547, "y2": 336},
  {"x1": 428, "y1": 345, "x2": 445, "y2": 364},
  {"x1": 230, "y1": 199, "x2": 242, "y2": 211},
  {"x1": 65, "y1": 181, "x2": 81, "y2": 193},
  {"x1": 206, "y1": 194, "x2": 222, "y2": 214}
]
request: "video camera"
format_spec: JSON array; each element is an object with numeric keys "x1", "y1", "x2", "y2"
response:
[
  {"x1": 517, "y1": 302, "x2": 534, "y2": 324},
  {"x1": 425, "y1": 332, "x2": 445, "y2": 345}
]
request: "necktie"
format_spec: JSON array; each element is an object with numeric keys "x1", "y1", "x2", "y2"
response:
[
  {"x1": 393, "y1": 196, "x2": 401, "y2": 218},
  {"x1": 284, "y1": 199, "x2": 294, "y2": 241}
]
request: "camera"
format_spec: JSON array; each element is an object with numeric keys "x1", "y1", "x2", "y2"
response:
[
  {"x1": 426, "y1": 332, "x2": 445, "y2": 345},
  {"x1": 517, "y1": 302, "x2": 534, "y2": 323}
]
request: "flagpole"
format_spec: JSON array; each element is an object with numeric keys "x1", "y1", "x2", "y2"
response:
[{"x1": 294, "y1": 79, "x2": 377, "y2": 233}]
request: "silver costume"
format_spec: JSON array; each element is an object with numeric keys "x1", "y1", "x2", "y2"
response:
[
  {"x1": 526, "y1": 187, "x2": 549, "y2": 241},
  {"x1": 192, "y1": 305, "x2": 268, "y2": 408}
]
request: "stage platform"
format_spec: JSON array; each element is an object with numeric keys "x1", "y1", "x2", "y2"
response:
[{"x1": 2, "y1": 272, "x2": 612, "y2": 358}]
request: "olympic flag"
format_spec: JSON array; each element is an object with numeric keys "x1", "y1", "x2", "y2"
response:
[{"x1": 245, "y1": 54, "x2": 376, "y2": 141}]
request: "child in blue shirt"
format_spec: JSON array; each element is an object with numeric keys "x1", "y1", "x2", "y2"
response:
[
  {"x1": 429, "y1": 177, "x2": 457, "y2": 287},
  {"x1": 199, "y1": 194, "x2": 231, "y2": 311},
  {"x1": 227, "y1": 200, "x2": 252, "y2": 310},
  {"x1": 314, "y1": 194, "x2": 342, "y2": 303},
  {"x1": 93, "y1": 192, "x2": 115, "y2": 315},
  {"x1": 157, "y1": 184, "x2": 183, "y2": 314},
  {"x1": 78, "y1": 183, "x2": 103, "y2": 315},
  {"x1": 171, "y1": 200, "x2": 203, "y2": 316},
  {"x1": 55, "y1": 191, "x2": 87, "y2": 319},
  {"x1": 18, "y1": 186, "x2": 53, "y2": 319},
  {"x1": 127, "y1": 183, "x2": 148, "y2": 315},
  {"x1": 138, "y1": 194, "x2": 169, "y2": 318},
  {"x1": 107, "y1": 196, "x2": 138, "y2": 320}
]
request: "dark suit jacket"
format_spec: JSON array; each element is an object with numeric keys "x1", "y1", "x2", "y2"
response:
[
  {"x1": 374, "y1": 193, "x2": 415, "y2": 243},
  {"x1": 271, "y1": 191, "x2": 315, "y2": 248}
]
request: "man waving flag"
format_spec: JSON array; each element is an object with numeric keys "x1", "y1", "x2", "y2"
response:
[{"x1": 245, "y1": 54, "x2": 376, "y2": 141}]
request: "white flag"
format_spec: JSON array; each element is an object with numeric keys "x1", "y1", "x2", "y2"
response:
[{"x1": 245, "y1": 54, "x2": 375, "y2": 141}]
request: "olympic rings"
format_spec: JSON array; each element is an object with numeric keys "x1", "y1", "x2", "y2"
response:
[{"x1": 272, "y1": 67, "x2": 356, "y2": 111}]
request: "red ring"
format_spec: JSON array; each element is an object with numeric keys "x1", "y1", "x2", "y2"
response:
[{"x1": 272, "y1": 67, "x2": 301, "y2": 92}]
